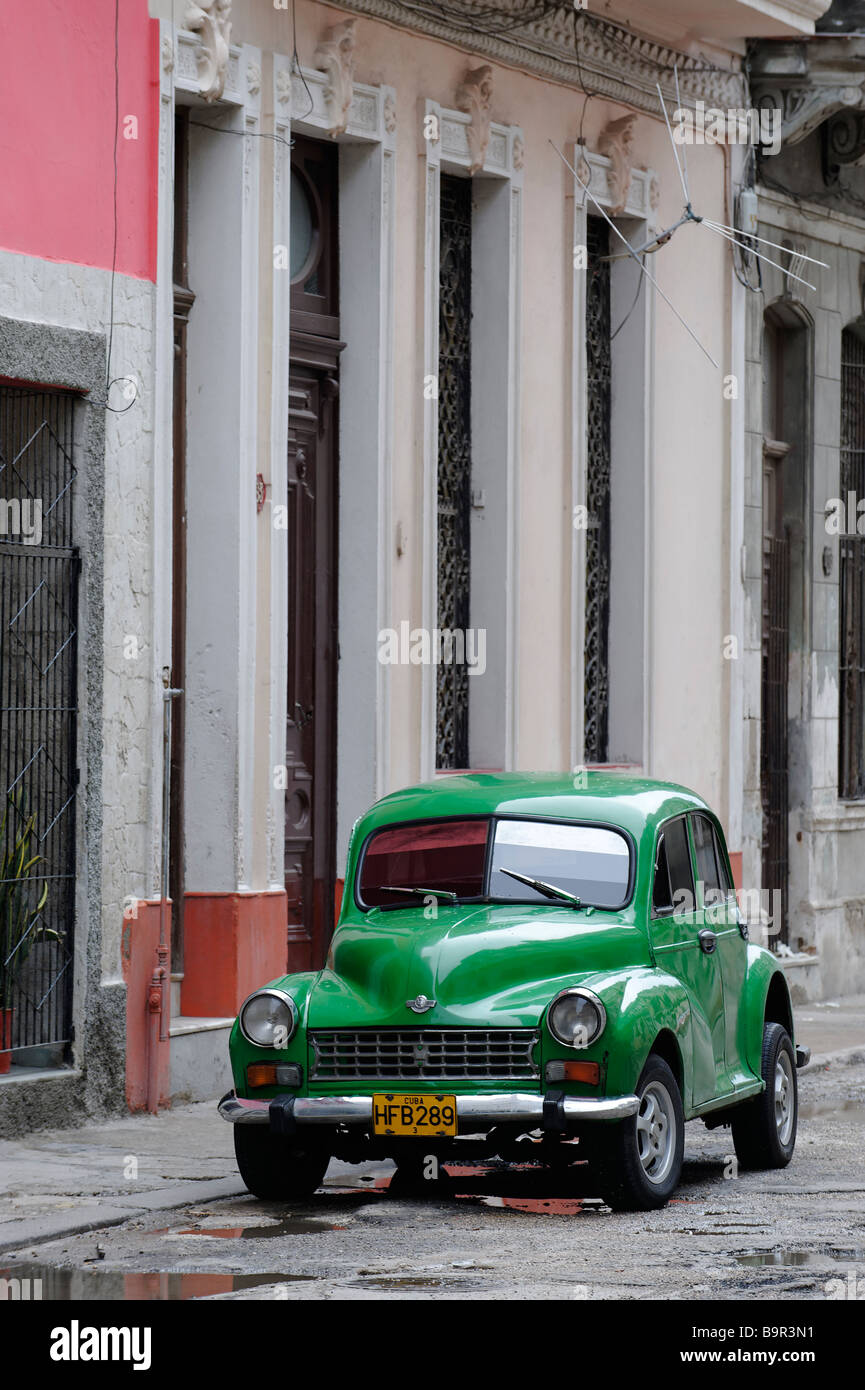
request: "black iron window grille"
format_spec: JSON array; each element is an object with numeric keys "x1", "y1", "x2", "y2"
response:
[
  {"x1": 437, "y1": 174, "x2": 472, "y2": 770},
  {"x1": 840, "y1": 329, "x2": 865, "y2": 799},
  {"x1": 584, "y1": 216, "x2": 612, "y2": 764},
  {"x1": 0, "y1": 387, "x2": 79, "y2": 1065}
]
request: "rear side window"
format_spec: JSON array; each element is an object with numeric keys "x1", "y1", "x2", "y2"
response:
[
  {"x1": 691, "y1": 813, "x2": 733, "y2": 904},
  {"x1": 664, "y1": 817, "x2": 694, "y2": 916}
]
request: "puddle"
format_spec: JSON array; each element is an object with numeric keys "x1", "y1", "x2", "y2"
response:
[
  {"x1": 0, "y1": 1262, "x2": 315, "y2": 1300},
  {"x1": 799, "y1": 1098, "x2": 865, "y2": 1121},
  {"x1": 736, "y1": 1251, "x2": 817, "y2": 1268},
  {"x1": 177, "y1": 1217, "x2": 338, "y2": 1238},
  {"x1": 459, "y1": 1195, "x2": 590, "y2": 1216},
  {"x1": 735, "y1": 1248, "x2": 865, "y2": 1268},
  {"x1": 350, "y1": 1275, "x2": 473, "y2": 1290},
  {"x1": 323, "y1": 1173, "x2": 391, "y2": 1194}
]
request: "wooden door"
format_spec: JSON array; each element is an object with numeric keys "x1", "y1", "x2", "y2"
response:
[
  {"x1": 284, "y1": 367, "x2": 338, "y2": 971},
  {"x1": 284, "y1": 135, "x2": 341, "y2": 972}
]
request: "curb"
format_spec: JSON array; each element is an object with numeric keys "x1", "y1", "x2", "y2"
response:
[
  {"x1": 799, "y1": 1044, "x2": 865, "y2": 1076},
  {"x1": 0, "y1": 1176, "x2": 247, "y2": 1256}
]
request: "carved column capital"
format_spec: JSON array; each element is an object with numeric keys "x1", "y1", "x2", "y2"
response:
[
  {"x1": 314, "y1": 18, "x2": 357, "y2": 138},
  {"x1": 597, "y1": 113, "x2": 637, "y2": 215},
  {"x1": 183, "y1": 0, "x2": 232, "y2": 103},
  {"x1": 455, "y1": 64, "x2": 494, "y2": 174}
]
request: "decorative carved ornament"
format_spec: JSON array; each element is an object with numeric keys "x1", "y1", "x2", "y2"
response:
[
  {"x1": 161, "y1": 36, "x2": 174, "y2": 73},
  {"x1": 597, "y1": 113, "x2": 636, "y2": 215},
  {"x1": 751, "y1": 36, "x2": 865, "y2": 147},
  {"x1": 183, "y1": 0, "x2": 232, "y2": 103},
  {"x1": 384, "y1": 91, "x2": 397, "y2": 134},
  {"x1": 455, "y1": 64, "x2": 494, "y2": 173},
  {"x1": 314, "y1": 18, "x2": 357, "y2": 137}
]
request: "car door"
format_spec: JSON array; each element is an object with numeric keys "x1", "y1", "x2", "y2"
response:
[
  {"x1": 690, "y1": 812, "x2": 750, "y2": 1088},
  {"x1": 649, "y1": 815, "x2": 727, "y2": 1106}
]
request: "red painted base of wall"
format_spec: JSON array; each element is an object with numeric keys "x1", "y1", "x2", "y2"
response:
[
  {"x1": 180, "y1": 890, "x2": 288, "y2": 1017},
  {"x1": 121, "y1": 901, "x2": 171, "y2": 1113},
  {"x1": 729, "y1": 851, "x2": 743, "y2": 891}
]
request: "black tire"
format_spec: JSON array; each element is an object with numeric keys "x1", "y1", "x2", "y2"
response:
[
  {"x1": 596, "y1": 1055, "x2": 685, "y2": 1212},
  {"x1": 233, "y1": 1124, "x2": 330, "y2": 1200},
  {"x1": 731, "y1": 1022, "x2": 797, "y2": 1171}
]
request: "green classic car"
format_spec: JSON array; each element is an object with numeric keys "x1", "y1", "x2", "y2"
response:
[{"x1": 218, "y1": 772, "x2": 808, "y2": 1211}]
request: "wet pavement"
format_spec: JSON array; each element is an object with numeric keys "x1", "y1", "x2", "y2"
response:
[
  {"x1": 2, "y1": 1001, "x2": 864, "y2": 1301},
  {"x1": 3, "y1": 1055, "x2": 865, "y2": 1301}
]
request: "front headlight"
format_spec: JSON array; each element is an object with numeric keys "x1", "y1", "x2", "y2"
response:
[
  {"x1": 239, "y1": 988, "x2": 298, "y2": 1048},
  {"x1": 547, "y1": 988, "x2": 606, "y2": 1049}
]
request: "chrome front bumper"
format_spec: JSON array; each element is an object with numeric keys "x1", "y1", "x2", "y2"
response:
[{"x1": 218, "y1": 1090, "x2": 639, "y2": 1128}]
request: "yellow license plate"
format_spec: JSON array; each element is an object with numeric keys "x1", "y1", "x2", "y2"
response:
[{"x1": 372, "y1": 1093, "x2": 457, "y2": 1137}]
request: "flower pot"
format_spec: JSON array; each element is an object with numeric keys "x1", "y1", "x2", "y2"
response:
[{"x1": 0, "y1": 1008, "x2": 12, "y2": 1073}]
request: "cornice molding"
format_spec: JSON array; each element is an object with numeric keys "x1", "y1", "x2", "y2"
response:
[{"x1": 328, "y1": 0, "x2": 743, "y2": 114}]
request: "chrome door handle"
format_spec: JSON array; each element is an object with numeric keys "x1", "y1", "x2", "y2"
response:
[{"x1": 698, "y1": 929, "x2": 718, "y2": 955}]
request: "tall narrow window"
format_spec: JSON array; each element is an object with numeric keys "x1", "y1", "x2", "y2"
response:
[
  {"x1": 436, "y1": 174, "x2": 472, "y2": 770},
  {"x1": 584, "y1": 216, "x2": 612, "y2": 764},
  {"x1": 839, "y1": 327, "x2": 865, "y2": 798}
]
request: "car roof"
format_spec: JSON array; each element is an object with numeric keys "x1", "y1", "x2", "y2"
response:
[{"x1": 357, "y1": 771, "x2": 711, "y2": 841}]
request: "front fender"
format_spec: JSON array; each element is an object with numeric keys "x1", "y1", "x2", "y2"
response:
[
  {"x1": 739, "y1": 946, "x2": 794, "y2": 1077},
  {"x1": 551, "y1": 967, "x2": 696, "y2": 1115}
]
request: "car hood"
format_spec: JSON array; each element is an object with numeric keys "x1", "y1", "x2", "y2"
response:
[{"x1": 306, "y1": 903, "x2": 648, "y2": 1030}]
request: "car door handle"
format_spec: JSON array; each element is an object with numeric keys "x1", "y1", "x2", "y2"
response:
[{"x1": 698, "y1": 929, "x2": 718, "y2": 955}]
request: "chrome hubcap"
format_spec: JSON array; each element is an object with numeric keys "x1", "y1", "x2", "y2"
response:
[
  {"x1": 774, "y1": 1049, "x2": 795, "y2": 1146},
  {"x1": 636, "y1": 1080, "x2": 676, "y2": 1184}
]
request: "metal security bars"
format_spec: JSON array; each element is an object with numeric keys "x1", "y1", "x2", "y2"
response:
[
  {"x1": 584, "y1": 216, "x2": 612, "y2": 764},
  {"x1": 839, "y1": 329, "x2": 865, "y2": 799},
  {"x1": 0, "y1": 387, "x2": 78, "y2": 1064},
  {"x1": 437, "y1": 174, "x2": 472, "y2": 770}
]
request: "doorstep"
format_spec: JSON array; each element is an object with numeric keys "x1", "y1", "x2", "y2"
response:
[{"x1": 168, "y1": 1016, "x2": 234, "y2": 1105}]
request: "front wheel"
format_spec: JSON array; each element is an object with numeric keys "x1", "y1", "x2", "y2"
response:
[
  {"x1": 596, "y1": 1055, "x2": 684, "y2": 1211},
  {"x1": 234, "y1": 1124, "x2": 330, "y2": 1200},
  {"x1": 731, "y1": 1022, "x2": 797, "y2": 1171}
]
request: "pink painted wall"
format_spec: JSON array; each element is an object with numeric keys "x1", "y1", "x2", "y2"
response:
[{"x1": 0, "y1": 0, "x2": 159, "y2": 281}]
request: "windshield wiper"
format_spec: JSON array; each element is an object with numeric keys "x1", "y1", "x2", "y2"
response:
[
  {"x1": 496, "y1": 866, "x2": 583, "y2": 909},
  {"x1": 379, "y1": 885, "x2": 459, "y2": 904}
]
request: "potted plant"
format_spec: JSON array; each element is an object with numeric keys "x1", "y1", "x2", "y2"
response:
[{"x1": 1, "y1": 794, "x2": 52, "y2": 1073}]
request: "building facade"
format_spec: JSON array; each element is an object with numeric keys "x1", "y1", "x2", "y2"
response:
[{"x1": 0, "y1": 0, "x2": 849, "y2": 1135}]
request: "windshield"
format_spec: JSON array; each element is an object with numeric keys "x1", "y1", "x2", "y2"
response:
[{"x1": 357, "y1": 816, "x2": 632, "y2": 910}]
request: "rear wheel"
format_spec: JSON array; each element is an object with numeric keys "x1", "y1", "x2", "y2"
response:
[
  {"x1": 596, "y1": 1055, "x2": 684, "y2": 1211},
  {"x1": 233, "y1": 1125, "x2": 330, "y2": 1200},
  {"x1": 731, "y1": 1022, "x2": 797, "y2": 1170}
]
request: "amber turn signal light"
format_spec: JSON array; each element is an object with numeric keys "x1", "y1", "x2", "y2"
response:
[
  {"x1": 545, "y1": 1060, "x2": 600, "y2": 1084},
  {"x1": 246, "y1": 1062, "x2": 303, "y2": 1088},
  {"x1": 247, "y1": 1064, "x2": 278, "y2": 1088}
]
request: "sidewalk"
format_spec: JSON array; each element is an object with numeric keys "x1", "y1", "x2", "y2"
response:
[{"x1": 0, "y1": 996, "x2": 863, "y2": 1256}]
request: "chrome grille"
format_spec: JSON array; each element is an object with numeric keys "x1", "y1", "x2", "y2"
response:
[{"x1": 309, "y1": 1029, "x2": 539, "y2": 1082}]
